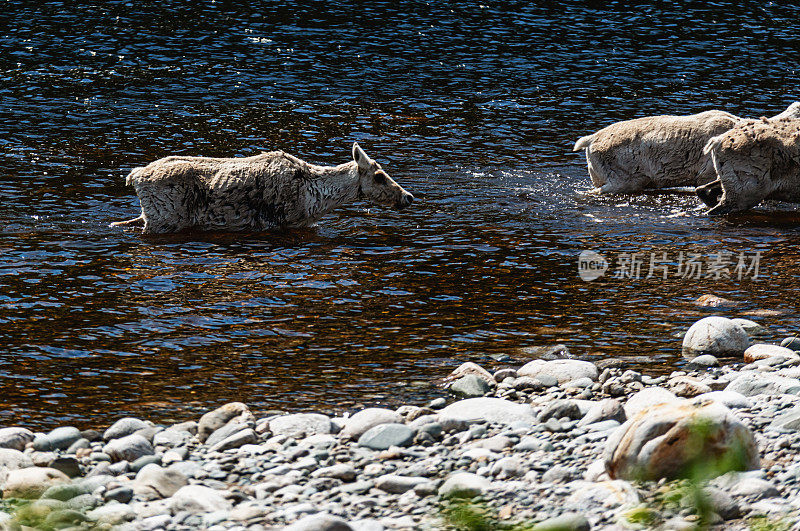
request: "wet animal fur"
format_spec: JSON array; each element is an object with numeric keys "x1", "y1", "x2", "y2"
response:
[
  {"x1": 573, "y1": 103, "x2": 800, "y2": 194},
  {"x1": 697, "y1": 115, "x2": 800, "y2": 215},
  {"x1": 112, "y1": 143, "x2": 414, "y2": 233}
]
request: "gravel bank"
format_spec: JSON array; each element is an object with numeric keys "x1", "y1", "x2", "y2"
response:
[{"x1": 4, "y1": 320, "x2": 800, "y2": 530}]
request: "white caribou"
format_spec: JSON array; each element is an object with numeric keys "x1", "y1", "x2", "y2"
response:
[{"x1": 112, "y1": 143, "x2": 414, "y2": 233}]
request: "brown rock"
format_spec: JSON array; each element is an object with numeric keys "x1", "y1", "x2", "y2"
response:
[
  {"x1": 695, "y1": 294, "x2": 737, "y2": 308},
  {"x1": 604, "y1": 401, "x2": 758, "y2": 481},
  {"x1": 443, "y1": 362, "x2": 494, "y2": 385},
  {"x1": 197, "y1": 402, "x2": 254, "y2": 442}
]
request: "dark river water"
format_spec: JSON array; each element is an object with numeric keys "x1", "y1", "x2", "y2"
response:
[{"x1": 3, "y1": 1, "x2": 800, "y2": 428}]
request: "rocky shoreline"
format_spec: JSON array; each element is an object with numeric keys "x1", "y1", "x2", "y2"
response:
[{"x1": 4, "y1": 315, "x2": 800, "y2": 530}]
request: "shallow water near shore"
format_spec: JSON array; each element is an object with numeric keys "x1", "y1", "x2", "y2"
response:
[{"x1": 2, "y1": 1, "x2": 800, "y2": 428}]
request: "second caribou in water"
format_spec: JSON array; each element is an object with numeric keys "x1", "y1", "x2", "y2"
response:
[
  {"x1": 112, "y1": 143, "x2": 414, "y2": 234},
  {"x1": 573, "y1": 103, "x2": 800, "y2": 194}
]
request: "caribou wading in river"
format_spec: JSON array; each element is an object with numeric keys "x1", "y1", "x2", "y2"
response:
[
  {"x1": 697, "y1": 115, "x2": 800, "y2": 215},
  {"x1": 572, "y1": 102, "x2": 800, "y2": 194},
  {"x1": 111, "y1": 143, "x2": 414, "y2": 233}
]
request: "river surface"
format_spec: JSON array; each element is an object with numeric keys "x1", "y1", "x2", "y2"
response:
[{"x1": 3, "y1": 1, "x2": 800, "y2": 428}]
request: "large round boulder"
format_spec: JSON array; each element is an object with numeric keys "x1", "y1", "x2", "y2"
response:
[
  {"x1": 682, "y1": 316, "x2": 749, "y2": 356},
  {"x1": 604, "y1": 400, "x2": 758, "y2": 481}
]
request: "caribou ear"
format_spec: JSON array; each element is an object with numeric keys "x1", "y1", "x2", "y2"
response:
[{"x1": 352, "y1": 142, "x2": 371, "y2": 170}]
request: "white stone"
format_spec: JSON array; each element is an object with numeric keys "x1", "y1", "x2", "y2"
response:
[
  {"x1": 134, "y1": 464, "x2": 188, "y2": 500},
  {"x1": 624, "y1": 387, "x2": 682, "y2": 418},
  {"x1": 205, "y1": 421, "x2": 249, "y2": 447},
  {"x1": 357, "y1": 424, "x2": 414, "y2": 450},
  {"x1": 668, "y1": 376, "x2": 713, "y2": 398},
  {"x1": 731, "y1": 318, "x2": 765, "y2": 336},
  {"x1": 583, "y1": 460, "x2": 610, "y2": 482},
  {"x1": 691, "y1": 391, "x2": 753, "y2": 409},
  {"x1": 566, "y1": 480, "x2": 640, "y2": 509},
  {"x1": 1, "y1": 467, "x2": 69, "y2": 498},
  {"x1": 682, "y1": 316, "x2": 749, "y2": 355},
  {"x1": 461, "y1": 448, "x2": 499, "y2": 461},
  {"x1": 229, "y1": 501, "x2": 269, "y2": 521},
  {"x1": 168, "y1": 485, "x2": 232, "y2": 514},
  {"x1": 349, "y1": 519, "x2": 385, "y2": 531},
  {"x1": 284, "y1": 512, "x2": 354, "y2": 531},
  {"x1": 777, "y1": 366, "x2": 800, "y2": 379},
  {"x1": 311, "y1": 464, "x2": 357, "y2": 482},
  {"x1": 440, "y1": 398, "x2": 536, "y2": 425},
  {"x1": 729, "y1": 478, "x2": 780, "y2": 499},
  {"x1": 268, "y1": 413, "x2": 332, "y2": 438},
  {"x1": 197, "y1": 402, "x2": 254, "y2": 442},
  {"x1": 517, "y1": 359, "x2": 599, "y2": 384},
  {"x1": 104, "y1": 417, "x2": 150, "y2": 441},
  {"x1": 208, "y1": 428, "x2": 257, "y2": 452},
  {"x1": 87, "y1": 502, "x2": 137, "y2": 525},
  {"x1": 438, "y1": 472, "x2": 491, "y2": 498},
  {"x1": 0, "y1": 427, "x2": 35, "y2": 451},
  {"x1": 340, "y1": 408, "x2": 402, "y2": 440},
  {"x1": 688, "y1": 354, "x2": 720, "y2": 368},
  {"x1": 140, "y1": 514, "x2": 172, "y2": 530},
  {"x1": 490, "y1": 456, "x2": 525, "y2": 479},
  {"x1": 153, "y1": 429, "x2": 192, "y2": 448},
  {"x1": 299, "y1": 433, "x2": 338, "y2": 449},
  {"x1": 102, "y1": 434, "x2": 154, "y2": 463},
  {"x1": 0, "y1": 448, "x2": 33, "y2": 471},
  {"x1": 374, "y1": 474, "x2": 433, "y2": 494},
  {"x1": 726, "y1": 372, "x2": 800, "y2": 396},
  {"x1": 744, "y1": 344, "x2": 800, "y2": 363},
  {"x1": 579, "y1": 399, "x2": 626, "y2": 427}
]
